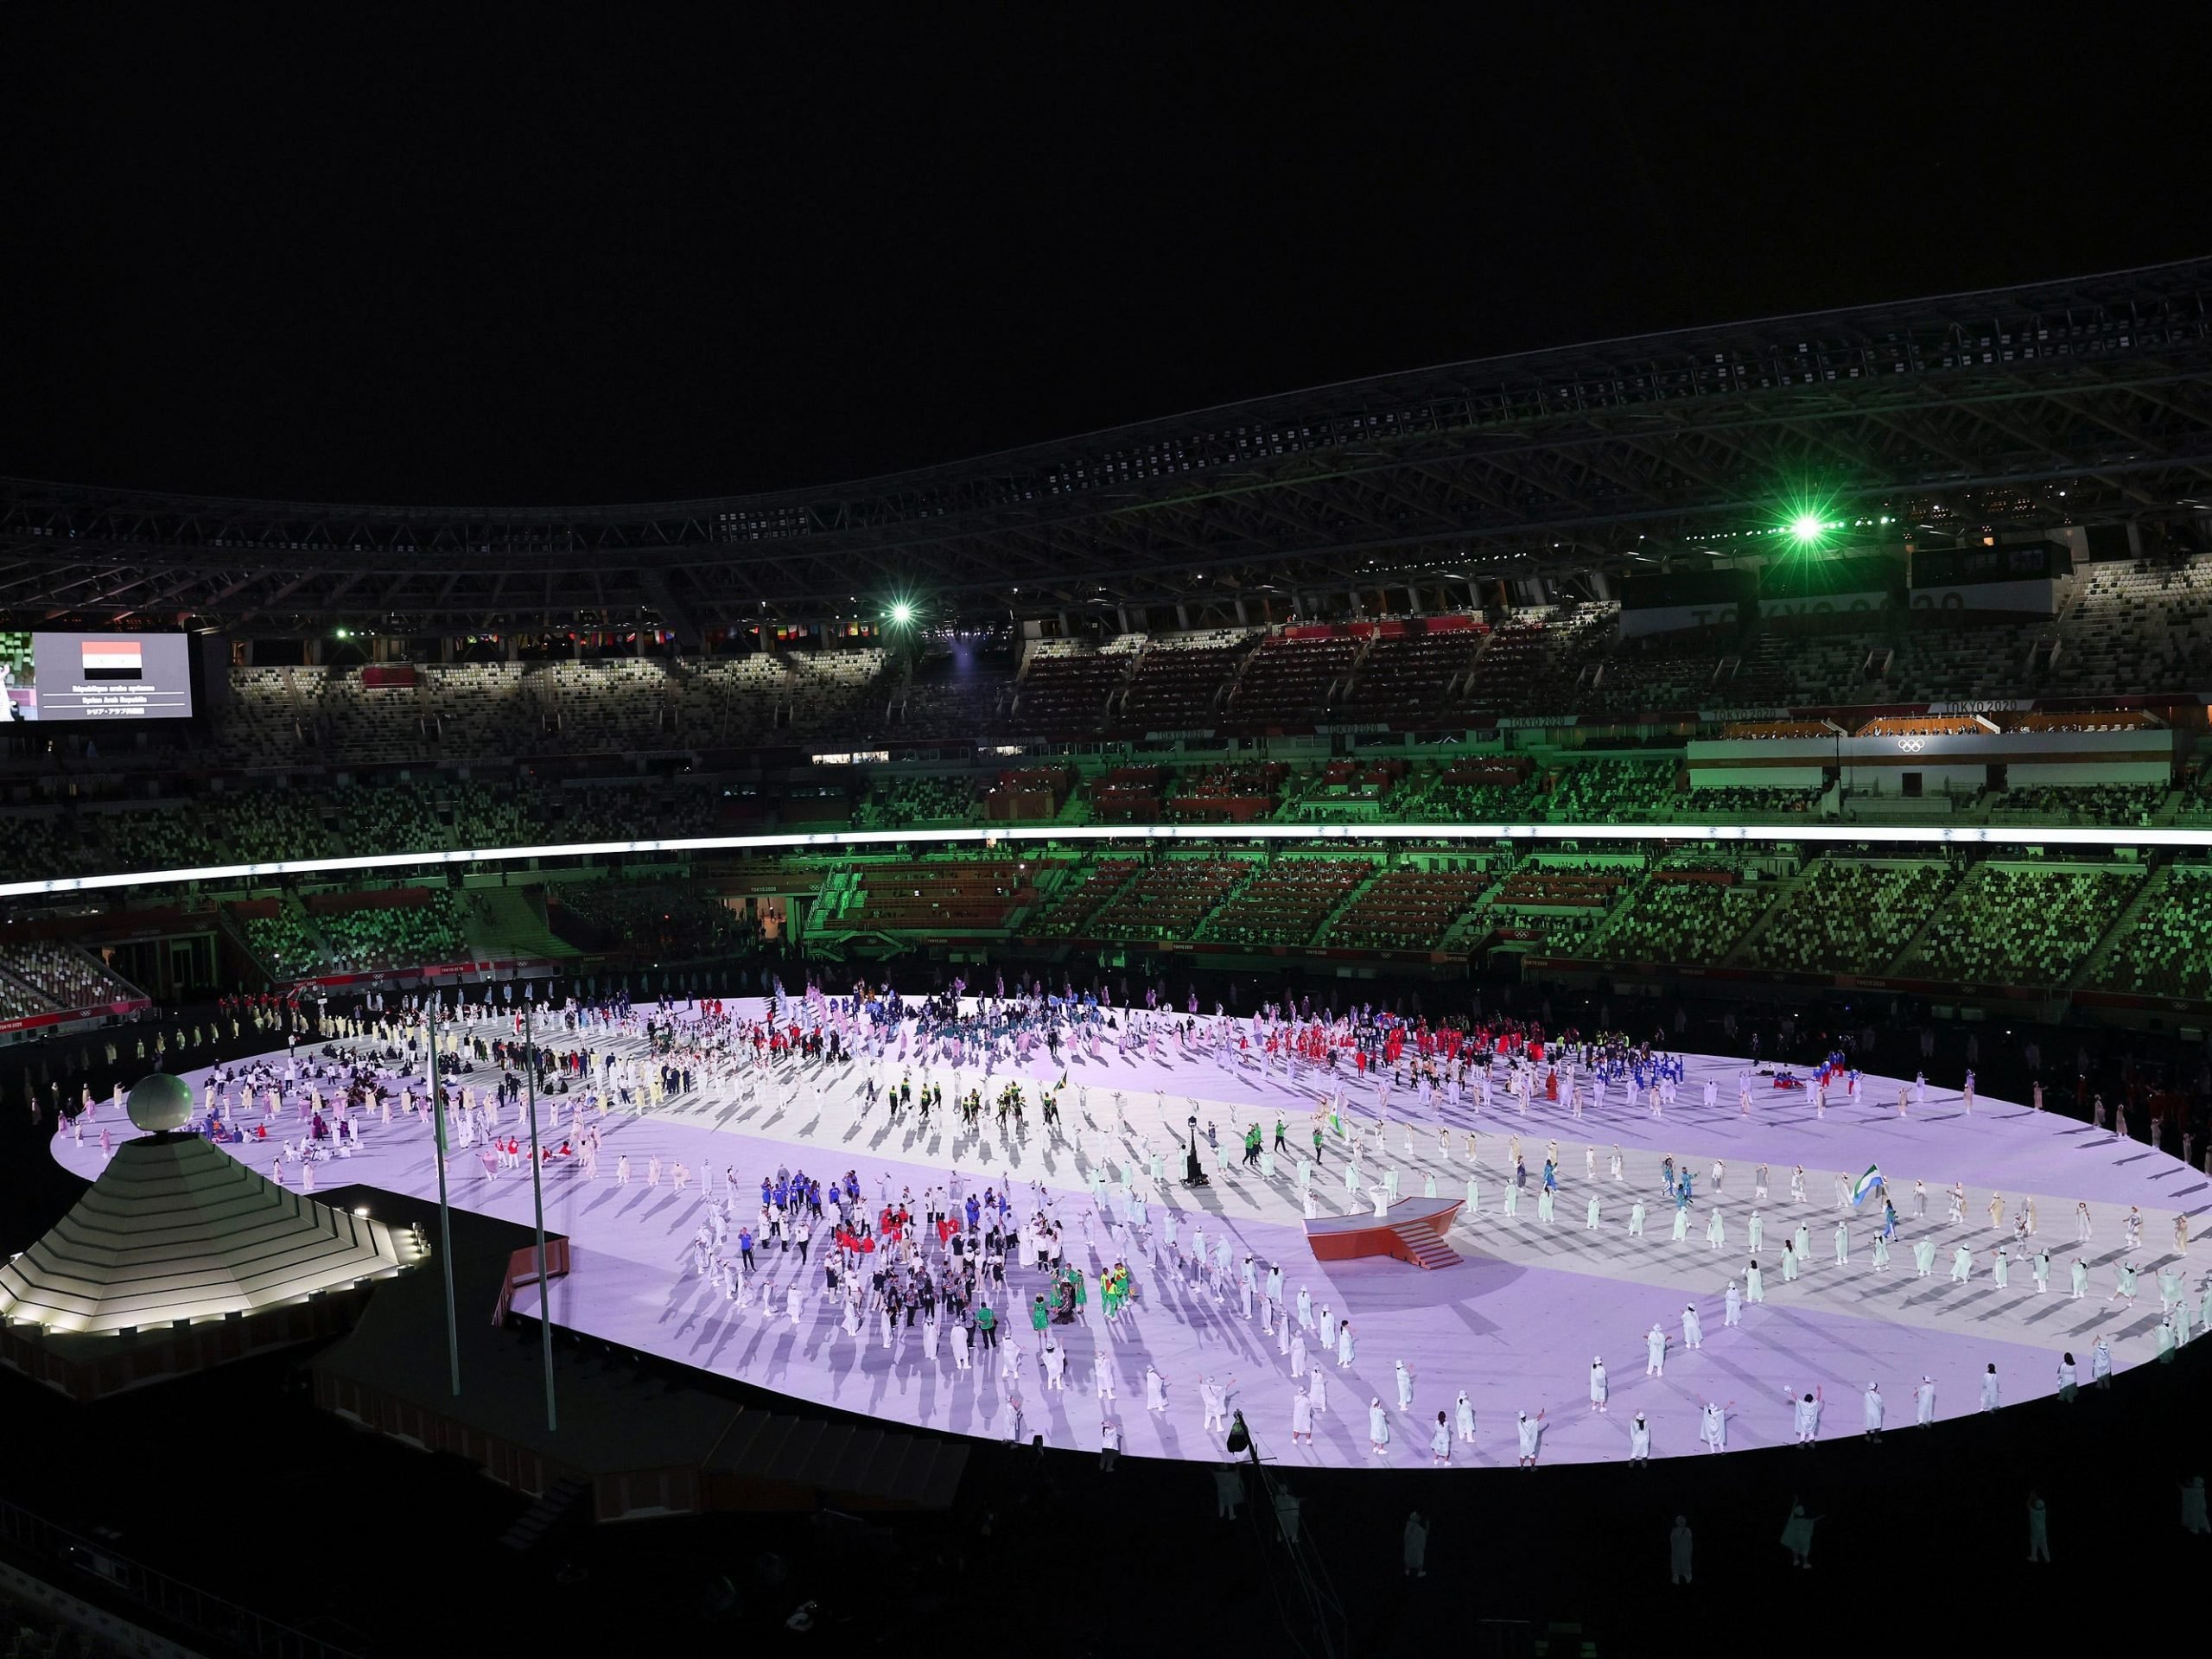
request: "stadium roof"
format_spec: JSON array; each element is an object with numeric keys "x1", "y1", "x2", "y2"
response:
[{"x1": 4, "y1": 256, "x2": 2211, "y2": 634}]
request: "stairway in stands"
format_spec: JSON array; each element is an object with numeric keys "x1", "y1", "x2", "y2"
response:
[
  {"x1": 1304, "y1": 861, "x2": 1386, "y2": 946},
  {"x1": 2067, "y1": 856, "x2": 2168, "y2": 994},
  {"x1": 499, "y1": 1477, "x2": 588, "y2": 1551},
  {"x1": 1388, "y1": 1224, "x2": 1463, "y2": 1270},
  {"x1": 708, "y1": 1408, "x2": 969, "y2": 1510},
  {"x1": 1719, "y1": 859, "x2": 1820, "y2": 966},
  {"x1": 469, "y1": 887, "x2": 582, "y2": 961}
]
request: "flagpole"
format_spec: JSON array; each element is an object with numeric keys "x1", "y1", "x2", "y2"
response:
[
  {"x1": 524, "y1": 999, "x2": 558, "y2": 1430},
  {"x1": 429, "y1": 988, "x2": 461, "y2": 1395}
]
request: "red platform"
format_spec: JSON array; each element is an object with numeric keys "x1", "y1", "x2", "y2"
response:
[{"x1": 1303, "y1": 1194, "x2": 1465, "y2": 1269}]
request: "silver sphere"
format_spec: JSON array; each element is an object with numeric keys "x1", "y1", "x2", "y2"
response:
[{"x1": 126, "y1": 1072, "x2": 193, "y2": 1133}]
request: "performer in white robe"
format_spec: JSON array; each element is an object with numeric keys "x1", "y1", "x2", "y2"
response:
[
  {"x1": 1645, "y1": 1323, "x2": 1668, "y2": 1376},
  {"x1": 1862, "y1": 1382, "x2": 1884, "y2": 1441},
  {"x1": 1779, "y1": 1503, "x2": 1818, "y2": 1568},
  {"x1": 1454, "y1": 1391, "x2": 1475, "y2": 1443},
  {"x1": 1588, "y1": 1357, "x2": 1608, "y2": 1412},
  {"x1": 1515, "y1": 1408, "x2": 1545, "y2": 1467},
  {"x1": 1785, "y1": 1388, "x2": 1820, "y2": 1442}
]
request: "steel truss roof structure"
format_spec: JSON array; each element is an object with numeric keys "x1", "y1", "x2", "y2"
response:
[{"x1": 4, "y1": 257, "x2": 2211, "y2": 633}]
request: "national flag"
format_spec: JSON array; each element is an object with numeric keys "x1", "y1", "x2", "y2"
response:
[
  {"x1": 1851, "y1": 1165, "x2": 1883, "y2": 1207},
  {"x1": 79, "y1": 639, "x2": 143, "y2": 681}
]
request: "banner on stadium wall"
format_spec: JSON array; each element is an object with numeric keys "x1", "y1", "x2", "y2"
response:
[
  {"x1": 1697, "y1": 707, "x2": 1794, "y2": 723},
  {"x1": 1758, "y1": 591, "x2": 1890, "y2": 621},
  {"x1": 1496, "y1": 715, "x2": 1579, "y2": 729},
  {"x1": 0, "y1": 997, "x2": 152, "y2": 1035},
  {"x1": 1617, "y1": 601, "x2": 1740, "y2": 639},
  {"x1": 1907, "y1": 579, "x2": 2057, "y2": 617},
  {"x1": 286, "y1": 957, "x2": 558, "y2": 990},
  {"x1": 1912, "y1": 543, "x2": 2069, "y2": 585}
]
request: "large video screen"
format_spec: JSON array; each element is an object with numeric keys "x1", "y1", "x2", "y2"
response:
[{"x1": 1, "y1": 632, "x2": 195, "y2": 721}]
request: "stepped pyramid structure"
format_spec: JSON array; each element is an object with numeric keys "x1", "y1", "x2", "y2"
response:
[{"x1": 0, "y1": 1074, "x2": 427, "y2": 1398}]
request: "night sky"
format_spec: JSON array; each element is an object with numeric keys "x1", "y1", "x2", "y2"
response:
[{"x1": 3, "y1": 11, "x2": 2203, "y2": 507}]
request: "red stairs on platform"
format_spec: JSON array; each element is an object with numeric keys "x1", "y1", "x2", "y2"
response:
[{"x1": 1389, "y1": 1226, "x2": 1463, "y2": 1270}]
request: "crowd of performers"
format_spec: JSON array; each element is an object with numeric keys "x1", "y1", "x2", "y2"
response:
[
  {"x1": 60, "y1": 969, "x2": 2212, "y2": 1465},
  {"x1": 667, "y1": 1154, "x2": 1154, "y2": 1405}
]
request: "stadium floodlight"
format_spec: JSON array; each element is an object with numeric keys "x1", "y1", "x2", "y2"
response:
[
  {"x1": 1772, "y1": 487, "x2": 1842, "y2": 552},
  {"x1": 889, "y1": 601, "x2": 915, "y2": 626}
]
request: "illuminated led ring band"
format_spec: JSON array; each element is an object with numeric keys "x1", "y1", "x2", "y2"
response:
[{"x1": 3, "y1": 820, "x2": 2201, "y2": 903}]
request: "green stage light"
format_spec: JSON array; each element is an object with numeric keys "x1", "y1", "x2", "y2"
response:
[{"x1": 1789, "y1": 513, "x2": 1824, "y2": 543}]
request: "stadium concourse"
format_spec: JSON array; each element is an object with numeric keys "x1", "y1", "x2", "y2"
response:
[{"x1": 53, "y1": 995, "x2": 2205, "y2": 1471}]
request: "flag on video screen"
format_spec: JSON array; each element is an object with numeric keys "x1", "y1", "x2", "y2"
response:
[{"x1": 80, "y1": 640, "x2": 143, "y2": 681}]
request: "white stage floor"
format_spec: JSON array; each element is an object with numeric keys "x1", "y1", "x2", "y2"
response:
[{"x1": 55, "y1": 1001, "x2": 2210, "y2": 1470}]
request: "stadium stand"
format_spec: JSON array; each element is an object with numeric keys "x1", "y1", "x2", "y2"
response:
[
  {"x1": 1166, "y1": 763, "x2": 1287, "y2": 823},
  {"x1": 2081, "y1": 864, "x2": 2212, "y2": 999},
  {"x1": 240, "y1": 905, "x2": 321, "y2": 978},
  {"x1": 310, "y1": 892, "x2": 469, "y2": 972},
  {"x1": 1339, "y1": 620, "x2": 1486, "y2": 725},
  {"x1": 1895, "y1": 864, "x2": 2142, "y2": 987},
  {"x1": 1198, "y1": 857, "x2": 1371, "y2": 946},
  {"x1": 1591, "y1": 875, "x2": 1771, "y2": 966},
  {"x1": 1405, "y1": 761, "x2": 1545, "y2": 822},
  {"x1": 1682, "y1": 783, "x2": 1823, "y2": 815},
  {"x1": 1991, "y1": 784, "x2": 2164, "y2": 824},
  {"x1": 552, "y1": 881, "x2": 757, "y2": 957},
  {"x1": 1547, "y1": 759, "x2": 1677, "y2": 820},
  {"x1": 834, "y1": 857, "x2": 1037, "y2": 931},
  {"x1": 1226, "y1": 632, "x2": 1362, "y2": 726},
  {"x1": 1014, "y1": 639, "x2": 1139, "y2": 732},
  {"x1": 1088, "y1": 857, "x2": 1253, "y2": 940},
  {"x1": 855, "y1": 775, "x2": 977, "y2": 829},
  {"x1": 1118, "y1": 633, "x2": 1249, "y2": 729},
  {"x1": 1738, "y1": 860, "x2": 1957, "y2": 976},
  {"x1": 1320, "y1": 864, "x2": 1492, "y2": 950},
  {"x1": 1025, "y1": 857, "x2": 1142, "y2": 936},
  {"x1": 0, "y1": 942, "x2": 137, "y2": 1011}
]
